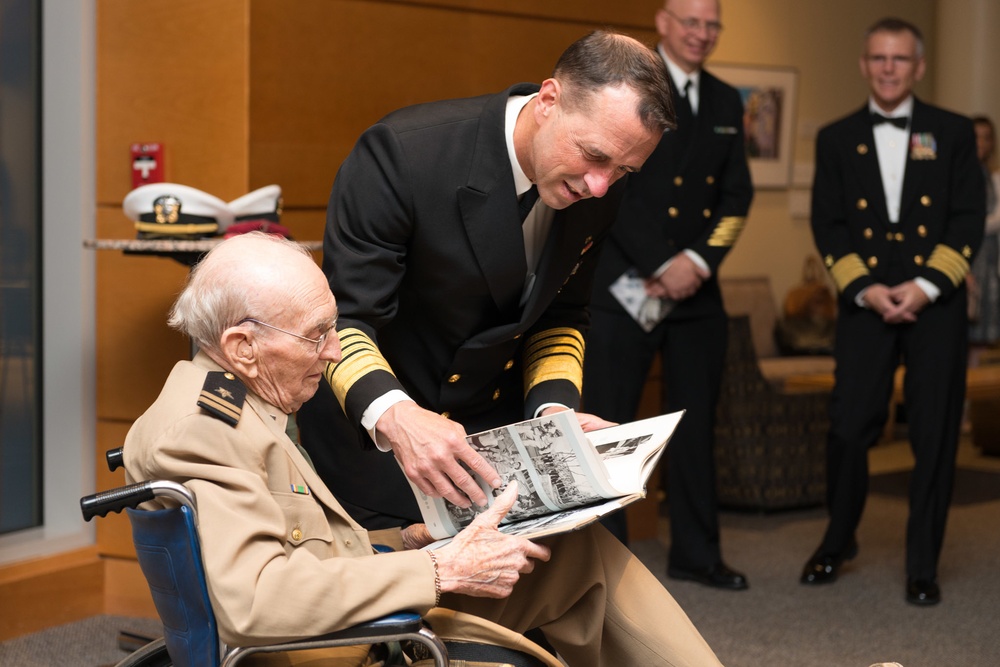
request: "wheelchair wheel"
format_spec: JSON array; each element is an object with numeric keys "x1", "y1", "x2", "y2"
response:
[{"x1": 114, "y1": 637, "x2": 173, "y2": 666}]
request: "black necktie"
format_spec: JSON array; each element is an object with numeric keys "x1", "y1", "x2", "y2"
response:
[
  {"x1": 518, "y1": 185, "x2": 539, "y2": 223},
  {"x1": 672, "y1": 80, "x2": 694, "y2": 154},
  {"x1": 678, "y1": 80, "x2": 694, "y2": 122},
  {"x1": 871, "y1": 112, "x2": 909, "y2": 129}
]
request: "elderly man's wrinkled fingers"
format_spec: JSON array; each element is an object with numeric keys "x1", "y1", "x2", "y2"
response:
[
  {"x1": 523, "y1": 539, "x2": 551, "y2": 563},
  {"x1": 401, "y1": 523, "x2": 435, "y2": 550}
]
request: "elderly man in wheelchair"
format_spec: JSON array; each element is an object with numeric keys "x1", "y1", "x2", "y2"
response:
[{"x1": 100, "y1": 232, "x2": 723, "y2": 667}]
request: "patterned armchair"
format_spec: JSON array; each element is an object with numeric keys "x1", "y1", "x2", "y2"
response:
[{"x1": 713, "y1": 314, "x2": 829, "y2": 510}]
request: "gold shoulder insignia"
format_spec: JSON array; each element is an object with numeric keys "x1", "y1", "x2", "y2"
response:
[{"x1": 198, "y1": 371, "x2": 247, "y2": 426}]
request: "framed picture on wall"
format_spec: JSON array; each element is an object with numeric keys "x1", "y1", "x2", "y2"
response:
[{"x1": 709, "y1": 64, "x2": 799, "y2": 189}]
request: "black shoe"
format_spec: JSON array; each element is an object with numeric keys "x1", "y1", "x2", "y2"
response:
[
  {"x1": 906, "y1": 578, "x2": 941, "y2": 606},
  {"x1": 800, "y1": 539, "x2": 859, "y2": 585},
  {"x1": 667, "y1": 562, "x2": 749, "y2": 590}
]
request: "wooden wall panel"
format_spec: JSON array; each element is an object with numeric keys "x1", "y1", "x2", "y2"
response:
[
  {"x1": 0, "y1": 548, "x2": 103, "y2": 641},
  {"x1": 282, "y1": 209, "x2": 328, "y2": 254},
  {"x1": 94, "y1": 208, "x2": 190, "y2": 422},
  {"x1": 104, "y1": 558, "x2": 158, "y2": 618},
  {"x1": 247, "y1": 0, "x2": 658, "y2": 206},
  {"x1": 96, "y1": 0, "x2": 252, "y2": 204},
  {"x1": 95, "y1": 420, "x2": 136, "y2": 559},
  {"x1": 380, "y1": 0, "x2": 658, "y2": 27}
]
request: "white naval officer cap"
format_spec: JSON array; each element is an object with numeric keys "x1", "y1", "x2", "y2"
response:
[
  {"x1": 224, "y1": 184, "x2": 291, "y2": 238},
  {"x1": 123, "y1": 183, "x2": 234, "y2": 239},
  {"x1": 228, "y1": 184, "x2": 282, "y2": 222}
]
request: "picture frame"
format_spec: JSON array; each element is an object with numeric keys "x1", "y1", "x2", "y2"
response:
[{"x1": 708, "y1": 64, "x2": 799, "y2": 189}]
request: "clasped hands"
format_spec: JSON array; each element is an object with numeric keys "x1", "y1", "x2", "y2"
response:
[
  {"x1": 644, "y1": 253, "x2": 710, "y2": 302},
  {"x1": 863, "y1": 281, "x2": 930, "y2": 324}
]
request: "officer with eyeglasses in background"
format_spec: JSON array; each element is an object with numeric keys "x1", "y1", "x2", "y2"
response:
[{"x1": 583, "y1": 0, "x2": 753, "y2": 591}]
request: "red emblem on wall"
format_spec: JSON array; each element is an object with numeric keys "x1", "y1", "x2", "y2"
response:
[{"x1": 130, "y1": 142, "x2": 165, "y2": 188}]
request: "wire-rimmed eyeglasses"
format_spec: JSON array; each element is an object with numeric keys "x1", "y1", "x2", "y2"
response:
[
  {"x1": 239, "y1": 317, "x2": 333, "y2": 354},
  {"x1": 666, "y1": 9, "x2": 723, "y2": 35}
]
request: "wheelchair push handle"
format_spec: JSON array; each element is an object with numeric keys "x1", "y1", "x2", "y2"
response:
[
  {"x1": 81, "y1": 481, "x2": 156, "y2": 521},
  {"x1": 106, "y1": 446, "x2": 125, "y2": 472}
]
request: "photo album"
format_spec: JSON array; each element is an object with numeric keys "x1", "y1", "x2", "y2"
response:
[{"x1": 408, "y1": 409, "x2": 684, "y2": 548}]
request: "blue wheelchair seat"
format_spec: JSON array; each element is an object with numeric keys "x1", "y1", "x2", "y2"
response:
[
  {"x1": 81, "y1": 477, "x2": 448, "y2": 667},
  {"x1": 127, "y1": 504, "x2": 219, "y2": 666},
  {"x1": 82, "y1": 447, "x2": 552, "y2": 667}
]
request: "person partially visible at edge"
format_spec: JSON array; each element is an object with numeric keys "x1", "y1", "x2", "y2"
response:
[
  {"x1": 582, "y1": 0, "x2": 753, "y2": 593},
  {"x1": 123, "y1": 232, "x2": 727, "y2": 667},
  {"x1": 295, "y1": 30, "x2": 675, "y2": 533},
  {"x1": 801, "y1": 17, "x2": 984, "y2": 606},
  {"x1": 966, "y1": 115, "x2": 1000, "y2": 356}
]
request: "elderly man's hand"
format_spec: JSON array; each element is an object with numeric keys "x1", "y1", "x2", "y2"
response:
[
  {"x1": 435, "y1": 483, "x2": 551, "y2": 598},
  {"x1": 401, "y1": 523, "x2": 435, "y2": 551},
  {"x1": 376, "y1": 401, "x2": 500, "y2": 509}
]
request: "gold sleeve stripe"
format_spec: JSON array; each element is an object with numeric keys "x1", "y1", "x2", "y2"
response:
[
  {"x1": 523, "y1": 328, "x2": 585, "y2": 366},
  {"x1": 323, "y1": 328, "x2": 395, "y2": 409},
  {"x1": 523, "y1": 328, "x2": 585, "y2": 396},
  {"x1": 926, "y1": 244, "x2": 969, "y2": 287},
  {"x1": 829, "y1": 254, "x2": 869, "y2": 292},
  {"x1": 707, "y1": 216, "x2": 747, "y2": 247}
]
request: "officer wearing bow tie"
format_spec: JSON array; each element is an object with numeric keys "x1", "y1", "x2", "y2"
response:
[{"x1": 803, "y1": 17, "x2": 984, "y2": 607}]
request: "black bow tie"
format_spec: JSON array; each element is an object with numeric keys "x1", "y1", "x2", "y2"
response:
[{"x1": 871, "y1": 112, "x2": 909, "y2": 129}]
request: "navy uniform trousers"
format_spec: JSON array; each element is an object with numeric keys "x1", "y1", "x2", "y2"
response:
[{"x1": 820, "y1": 252, "x2": 968, "y2": 581}]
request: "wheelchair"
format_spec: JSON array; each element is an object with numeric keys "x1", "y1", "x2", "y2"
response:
[{"x1": 81, "y1": 448, "x2": 551, "y2": 667}]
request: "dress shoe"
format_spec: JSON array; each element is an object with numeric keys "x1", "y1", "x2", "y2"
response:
[
  {"x1": 800, "y1": 539, "x2": 859, "y2": 585},
  {"x1": 906, "y1": 578, "x2": 941, "y2": 606},
  {"x1": 667, "y1": 562, "x2": 749, "y2": 590}
]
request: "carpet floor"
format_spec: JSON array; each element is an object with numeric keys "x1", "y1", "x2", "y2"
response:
[
  {"x1": 0, "y1": 614, "x2": 162, "y2": 667},
  {"x1": 631, "y1": 471, "x2": 1000, "y2": 666},
  {"x1": 869, "y1": 467, "x2": 1000, "y2": 506}
]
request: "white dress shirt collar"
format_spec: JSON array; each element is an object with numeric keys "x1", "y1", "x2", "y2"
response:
[
  {"x1": 868, "y1": 95, "x2": 914, "y2": 120},
  {"x1": 505, "y1": 93, "x2": 537, "y2": 196},
  {"x1": 658, "y1": 45, "x2": 700, "y2": 113}
]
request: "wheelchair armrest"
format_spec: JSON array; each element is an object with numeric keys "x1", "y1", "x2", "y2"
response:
[
  {"x1": 223, "y1": 612, "x2": 449, "y2": 666},
  {"x1": 315, "y1": 611, "x2": 423, "y2": 641},
  {"x1": 80, "y1": 480, "x2": 196, "y2": 521}
]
